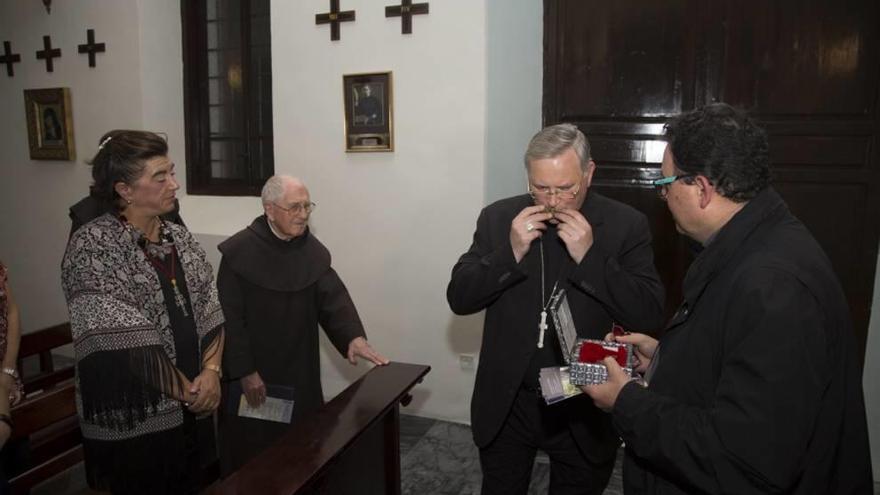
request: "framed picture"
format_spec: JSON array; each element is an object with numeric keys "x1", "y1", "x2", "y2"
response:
[
  {"x1": 24, "y1": 87, "x2": 76, "y2": 161},
  {"x1": 343, "y1": 71, "x2": 393, "y2": 152}
]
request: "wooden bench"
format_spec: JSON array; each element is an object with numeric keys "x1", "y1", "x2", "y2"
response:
[
  {"x1": 6, "y1": 323, "x2": 221, "y2": 493},
  {"x1": 17, "y1": 322, "x2": 76, "y2": 395},
  {"x1": 8, "y1": 322, "x2": 82, "y2": 494}
]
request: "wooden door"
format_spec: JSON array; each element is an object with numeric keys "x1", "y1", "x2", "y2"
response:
[{"x1": 544, "y1": 0, "x2": 880, "y2": 363}]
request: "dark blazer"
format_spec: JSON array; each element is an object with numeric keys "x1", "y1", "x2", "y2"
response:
[
  {"x1": 447, "y1": 192, "x2": 665, "y2": 463},
  {"x1": 613, "y1": 188, "x2": 874, "y2": 494}
]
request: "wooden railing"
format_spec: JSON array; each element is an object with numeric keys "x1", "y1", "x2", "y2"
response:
[{"x1": 208, "y1": 361, "x2": 431, "y2": 495}]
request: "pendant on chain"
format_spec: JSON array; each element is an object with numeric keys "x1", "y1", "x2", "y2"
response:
[
  {"x1": 538, "y1": 310, "x2": 548, "y2": 349},
  {"x1": 171, "y1": 279, "x2": 189, "y2": 317}
]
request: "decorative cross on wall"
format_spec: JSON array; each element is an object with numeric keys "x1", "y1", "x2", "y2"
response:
[
  {"x1": 316, "y1": 0, "x2": 355, "y2": 41},
  {"x1": 385, "y1": 0, "x2": 429, "y2": 34},
  {"x1": 1, "y1": 41, "x2": 21, "y2": 77},
  {"x1": 78, "y1": 29, "x2": 106, "y2": 68},
  {"x1": 36, "y1": 35, "x2": 61, "y2": 72}
]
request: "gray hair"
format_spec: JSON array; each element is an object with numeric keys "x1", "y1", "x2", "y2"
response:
[
  {"x1": 524, "y1": 123, "x2": 591, "y2": 172},
  {"x1": 261, "y1": 175, "x2": 287, "y2": 204}
]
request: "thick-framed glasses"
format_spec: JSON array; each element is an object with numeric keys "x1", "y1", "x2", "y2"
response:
[
  {"x1": 273, "y1": 201, "x2": 316, "y2": 215},
  {"x1": 653, "y1": 174, "x2": 696, "y2": 200},
  {"x1": 527, "y1": 180, "x2": 582, "y2": 201}
]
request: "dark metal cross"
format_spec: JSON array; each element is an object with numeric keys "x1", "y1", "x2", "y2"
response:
[
  {"x1": 78, "y1": 29, "x2": 106, "y2": 68},
  {"x1": 385, "y1": 0, "x2": 429, "y2": 34},
  {"x1": 316, "y1": 0, "x2": 355, "y2": 41},
  {"x1": 1, "y1": 41, "x2": 21, "y2": 77},
  {"x1": 36, "y1": 35, "x2": 61, "y2": 72}
]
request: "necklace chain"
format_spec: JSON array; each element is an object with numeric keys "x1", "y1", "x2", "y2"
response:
[
  {"x1": 121, "y1": 215, "x2": 190, "y2": 317},
  {"x1": 538, "y1": 240, "x2": 560, "y2": 349},
  {"x1": 540, "y1": 241, "x2": 559, "y2": 310}
]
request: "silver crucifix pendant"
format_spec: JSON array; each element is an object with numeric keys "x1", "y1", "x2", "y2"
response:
[{"x1": 538, "y1": 310, "x2": 548, "y2": 348}]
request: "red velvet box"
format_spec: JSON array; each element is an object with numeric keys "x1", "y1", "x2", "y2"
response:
[{"x1": 549, "y1": 289, "x2": 636, "y2": 385}]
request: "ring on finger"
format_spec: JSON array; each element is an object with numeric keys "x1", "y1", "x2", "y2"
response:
[{"x1": 526, "y1": 222, "x2": 535, "y2": 232}]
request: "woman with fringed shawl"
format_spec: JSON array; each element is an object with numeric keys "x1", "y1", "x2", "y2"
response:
[{"x1": 62, "y1": 130, "x2": 224, "y2": 494}]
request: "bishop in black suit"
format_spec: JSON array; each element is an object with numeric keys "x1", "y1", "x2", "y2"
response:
[{"x1": 447, "y1": 124, "x2": 665, "y2": 495}]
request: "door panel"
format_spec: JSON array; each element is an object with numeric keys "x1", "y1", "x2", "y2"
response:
[{"x1": 545, "y1": 0, "x2": 880, "y2": 362}]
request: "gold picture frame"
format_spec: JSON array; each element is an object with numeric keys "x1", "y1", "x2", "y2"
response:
[
  {"x1": 343, "y1": 71, "x2": 393, "y2": 152},
  {"x1": 24, "y1": 87, "x2": 76, "y2": 161}
]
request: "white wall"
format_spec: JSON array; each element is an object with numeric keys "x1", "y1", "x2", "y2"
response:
[
  {"x1": 136, "y1": 0, "x2": 187, "y2": 174},
  {"x1": 0, "y1": 0, "x2": 528, "y2": 426},
  {"x1": 0, "y1": 0, "x2": 145, "y2": 331},
  {"x1": 135, "y1": 0, "x2": 536, "y2": 424},
  {"x1": 265, "y1": 0, "x2": 488, "y2": 423},
  {"x1": 485, "y1": 0, "x2": 543, "y2": 203}
]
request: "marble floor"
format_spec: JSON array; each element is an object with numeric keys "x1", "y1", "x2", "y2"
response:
[
  {"x1": 32, "y1": 414, "x2": 624, "y2": 494},
  {"x1": 399, "y1": 414, "x2": 623, "y2": 495}
]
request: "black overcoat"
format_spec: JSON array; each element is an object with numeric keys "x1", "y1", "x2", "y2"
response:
[{"x1": 614, "y1": 188, "x2": 874, "y2": 494}]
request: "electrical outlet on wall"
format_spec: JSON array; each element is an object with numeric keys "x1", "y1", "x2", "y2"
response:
[{"x1": 459, "y1": 353, "x2": 476, "y2": 371}]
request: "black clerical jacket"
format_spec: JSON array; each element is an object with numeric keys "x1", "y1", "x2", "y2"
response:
[{"x1": 447, "y1": 192, "x2": 665, "y2": 463}]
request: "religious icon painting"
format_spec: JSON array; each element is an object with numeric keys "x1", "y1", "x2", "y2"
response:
[
  {"x1": 343, "y1": 71, "x2": 393, "y2": 152},
  {"x1": 23, "y1": 87, "x2": 76, "y2": 160}
]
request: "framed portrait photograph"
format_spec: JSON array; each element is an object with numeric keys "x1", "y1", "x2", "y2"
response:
[
  {"x1": 343, "y1": 71, "x2": 393, "y2": 152},
  {"x1": 24, "y1": 87, "x2": 76, "y2": 161}
]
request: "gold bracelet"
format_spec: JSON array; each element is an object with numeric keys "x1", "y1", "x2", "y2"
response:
[{"x1": 203, "y1": 363, "x2": 222, "y2": 377}]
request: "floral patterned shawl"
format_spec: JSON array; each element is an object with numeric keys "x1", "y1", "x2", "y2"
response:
[{"x1": 62, "y1": 214, "x2": 224, "y2": 441}]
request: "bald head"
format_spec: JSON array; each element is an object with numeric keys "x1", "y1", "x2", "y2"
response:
[
  {"x1": 262, "y1": 175, "x2": 308, "y2": 205},
  {"x1": 262, "y1": 175, "x2": 312, "y2": 240}
]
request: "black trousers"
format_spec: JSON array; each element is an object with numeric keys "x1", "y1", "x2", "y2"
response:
[{"x1": 479, "y1": 387, "x2": 614, "y2": 495}]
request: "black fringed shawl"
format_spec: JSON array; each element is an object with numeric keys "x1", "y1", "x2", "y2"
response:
[{"x1": 61, "y1": 214, "x2": 224, "y2": 441}]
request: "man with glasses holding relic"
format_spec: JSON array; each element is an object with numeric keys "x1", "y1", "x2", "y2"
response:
[
  {"x1": 582, "y1": 104, "x2": 873, "y2": 494},
  {"x1": 448, "y1": 124, "x2": 665, "y2": 494},
  {"x1": 216, "y1": 175, "x2": 388, "y2": 476}
]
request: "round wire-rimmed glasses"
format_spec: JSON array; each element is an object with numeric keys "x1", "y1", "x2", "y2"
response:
[{"x1": 273, "y1": 201, "x2": 316, "y2": 215}]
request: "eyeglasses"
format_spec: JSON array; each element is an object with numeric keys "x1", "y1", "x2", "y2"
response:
[
  {"x1": 653, "y1": 174, "x2": 696, "y2": 200},
  {"x1": 273, "y1": 201, "x2": 316, "y2": 215},
  {"x1": 527, "y1": 179, "x2": 582, "y2": 201}
]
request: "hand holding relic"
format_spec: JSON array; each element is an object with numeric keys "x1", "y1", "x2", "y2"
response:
[
  {"x1": 608, "y1": 332, "x2": 658, "y2": 374},
  {"x1": 554, "y1": 209, "x2": 594, "y2": 264},
  {"x1": 510, "y1": 206, "x2": 553, "y2": 263},
  {"x1": 581, "y1": 357, "x2": 631, "y2": 412}
]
